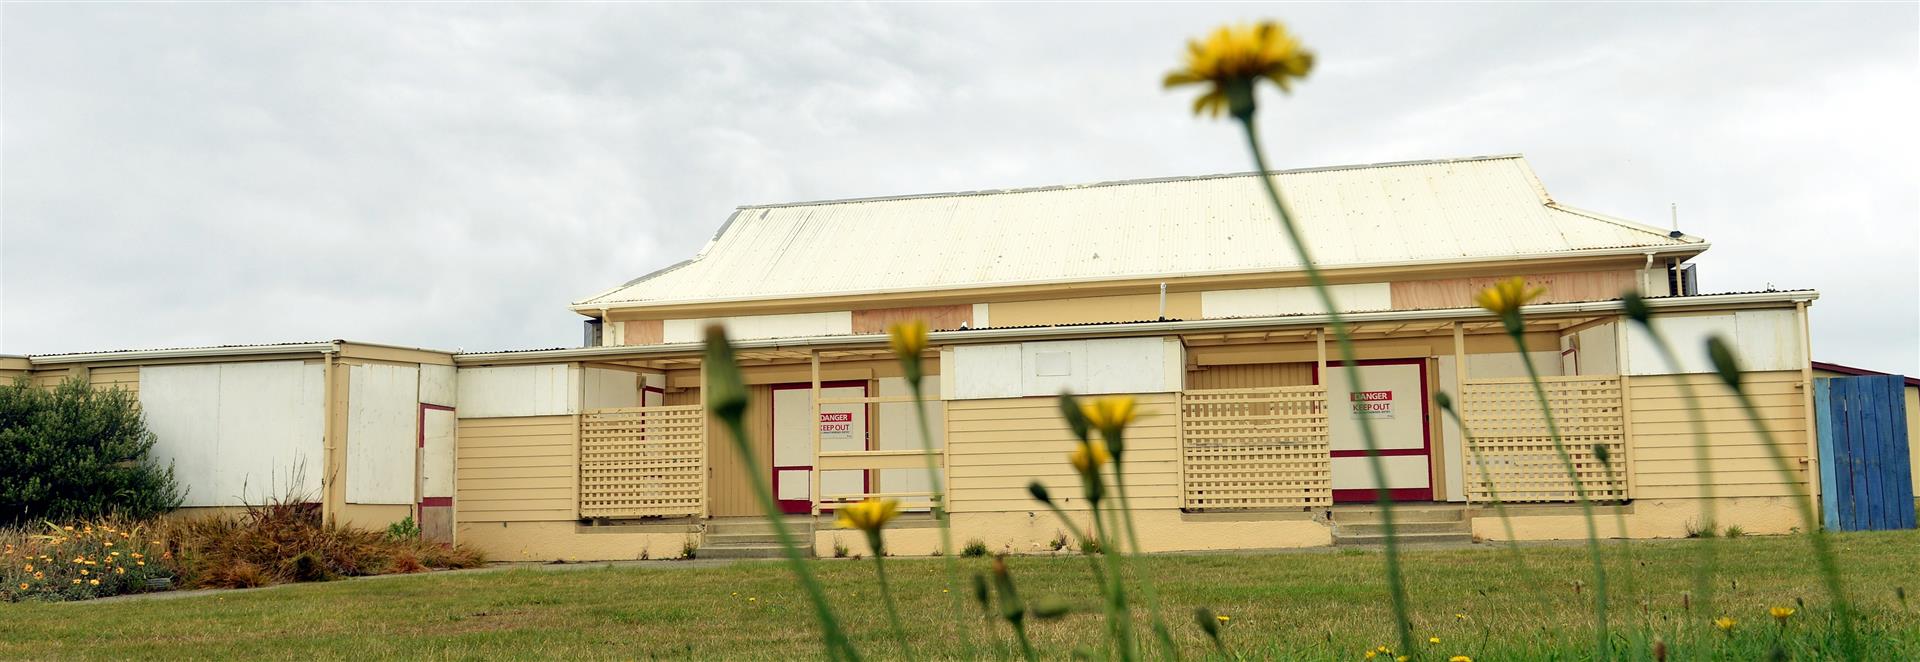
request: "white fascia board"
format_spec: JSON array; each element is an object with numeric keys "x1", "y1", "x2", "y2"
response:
[
  {"x1": 29, "y1": 342, "x2": 342, "y2": 366},
  {"x1": 470, "y1": 290, "x2": 1818, "y2": 364},
  {"x1": 566, "y1": 244, "x2": 1715, "y2": 314}
]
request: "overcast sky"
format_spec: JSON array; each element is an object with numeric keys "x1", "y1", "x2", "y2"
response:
[{"x1": 3, "y1": 3, "x2": 1916, "y2": 373}]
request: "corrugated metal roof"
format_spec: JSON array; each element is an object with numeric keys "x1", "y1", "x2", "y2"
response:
[{"x1": 577, "y1": 154, "x2": 1704, "y2": 309}]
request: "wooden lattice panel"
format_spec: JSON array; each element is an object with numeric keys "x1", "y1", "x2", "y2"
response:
[
  {"x1": 1181, "y1": 386, "x2": 1331, "y2": 510},
  {"x1": 1459, "y1": 376, "x2": 1627, "y2": 504},
  {"x1": 579, "y1": 405, "x2": 705, "y2": 518}
]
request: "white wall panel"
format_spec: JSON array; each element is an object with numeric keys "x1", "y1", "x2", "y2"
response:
[
  {"x1": 877, "y1": 377, "x2": 944, "y2": 494},
  {"x1": 1200, "y1": 283, "x2": 1392, "y2": 318},
  {"x1": 1331, "y1": 456, "x2": 1430, "y2": 490},
  {"x1": 582, "y1": 368, "x2": 640, "y2": 410},
  {"x1": 347, "y1": 364, "x2": 419, "y2": 504},
  {"x1": 1436, "y1": 355, "x2": 1465, "y2": 502},
  {"x1": 971, "y1": 303, "x2": 991, "y2": 329},
  {"x1": 455, "y1": 364, "x2": 578, "y2": 418},
  {"x1": 953, "y1": 344, "x2": 1023, "y2": 400},
  {"x1": 1623, "y1": 310, "x2": 1801, "y2": 375},
  {"x1": 420, "y1": 408, "x2": 456, "y2": 499},
  {"x1": 1574, "y1": 323, "x2": 1620, "y2": 376},
  {"x1": 419, "y1": 364, "x2": 456, "y2": 407},
  {"x1": 661, "y1": 311, "x2": 854, "y2": 344},
  {"x1": 140, "y1": 361, "x2": 325, "y2": 507},
  {"x1": 953, "y1": 338, "x2": 1178, "y2": 399}
]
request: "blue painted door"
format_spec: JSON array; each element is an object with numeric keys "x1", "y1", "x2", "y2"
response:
[{"x1": 1815, "y1": 375, "x2": 1915, "y2": 531}]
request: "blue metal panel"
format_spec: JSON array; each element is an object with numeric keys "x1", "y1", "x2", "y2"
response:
[{"x1": 1819, "y1": 375, "x2": 1917, "y2": 531}]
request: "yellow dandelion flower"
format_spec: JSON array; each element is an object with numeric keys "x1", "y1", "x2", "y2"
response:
[
  {"x1": 1454, "y1": 613, "x2": 1467, "y2": 620},
  {"x1": 1080, "y1": 396, "x2": 1137, "y2": 437},
  {"x1": 136, "y1": 561, "x2": 145, "y2": 566},
  {"x1": 1163, "y1": 21, "x2": 1314, "y2": 119},
  {"x1": 32, "y1": 572, "x2": 43, "y2": 579},
  {"x1": 88, "y1": 578, "x2": 99, "y2": 586},
  {"x1": 62, "y1": 526, "x2": 73, "y2": 532},
  {"x1": 1364, "y1": 652, "x2": 1377, "y2": 660},
  {"x1": 71, "y1": 579, "x2": 81, "y2": 585},
  {"x1": 22, "y1": 564, "x2": 30, "y2": 573},
  {"x1": 1771, "y1": 606, "x2": 1796, "y2": 622},
  {"x1": 115, "y1": 567, "x2": 125, "y2": 575},
  {"x1": 1396, "y1": 656, "x2": 1409, "y2": 662},
  {"x1": 80, "y1": 569, "x2": 89, "y2": 576},
  {"x1": 1714, "y1": 617, "x2": 1737, "y2": 632},
  {"x1": 1450, "y1": 657, "x2": 1473, "y2": 662},
  {"x1": 1429, "y1": 637, "x2": 1441, "y2": 644},
  {"x1": 1473, "y1": 277, "x2": 1547, "y2": 319},
  {"x1": 17, "y1": 583, "x2": 27, "y2": 590},
  {"x1": 104, "y1": 541, "x2": 113, "y2": 547},
  {"x1": 886, "y1": 320, "x2": 929, "y2": 360},
  {"x1": 1217, "y1": 614, "x2": 1231, "y2": 623},
  {"x1": 1069, "y1": 439, "x2": 1113, "y2": 474},
  {"x1": 834, "y1": 498, "x2": 900, "y2": 533}
]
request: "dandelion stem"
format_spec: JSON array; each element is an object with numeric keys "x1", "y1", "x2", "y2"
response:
[
  {"x1": 1728, "y1": 387, "x2": 1857, "y2": 659},
  {"x1": 1088, "y1": 494, "x2": 1137, "y2": 661},
  {"x1": 1236, "y1": 113, "x2": 1412, "y2": 654},
  {"x1": 1010, "y1": 619, "x2": 1039, "y2": 662},
  {"x1": 1508, "y1": 333, "x2": 1610, "y2": 661},
  {"x1": 710, "y1": 378, "x2": 858, "y2": 661},
  {"x1": 905, "y1": 377, "x2": 971, "y2": 656},
  {"x1": 1111, "y1": 445, "x2": 1180, "y2": 660},
  {"x1": 869, "y1": 536, "x2": 914, "y2": 661},
  {"x1": 1635, "y1": 322, "x2": 1721, "y2": 619}
]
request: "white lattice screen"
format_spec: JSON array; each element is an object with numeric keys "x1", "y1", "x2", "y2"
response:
[
  {"x1": 1180, "y1": 386, "x2": 1331, "y2": 510},
  {"x1": 1458, "y1": 376, "x2": 1627, "y2": 504},
  {"x1": 579, "y1": 405, "x2": 705, "y2": 518}
]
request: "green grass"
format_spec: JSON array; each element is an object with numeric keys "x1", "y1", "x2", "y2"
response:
[{"x1": 3, "y1": 531, "x2": 1918, "y2": 660}]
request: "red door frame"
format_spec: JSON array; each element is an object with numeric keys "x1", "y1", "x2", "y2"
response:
[
  {"x1": 1315, "y1": 358, "x2": 1435, "y2": 503},
  {"x1": 417, "y1": 404, "x2": 456, "y2": 510},
  {"x1": 770, "y1": 381, "x2": 871, "y2": 514}
]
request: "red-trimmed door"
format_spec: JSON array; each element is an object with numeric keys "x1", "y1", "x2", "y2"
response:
[
  {"x1": 1320, "y1": 359, "x2": 1433, "y2": 503},
  {"x1": 771, "y1": 382, "x2": 870, "y2": 514},
  {"x1": 417, "y1": 404, "x2": 456, "y2": 543}
]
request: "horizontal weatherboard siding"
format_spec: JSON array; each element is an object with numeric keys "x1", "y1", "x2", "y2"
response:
[
  {"x1": 1627, "y1": 371, "x2": 1809, "y2": 499},
  {"x1": 455, "y1": 415, "x2": 577, "y2": 523},
  {"x1": 945, "y1": 394, "x2": 1179, "y2": 513}
]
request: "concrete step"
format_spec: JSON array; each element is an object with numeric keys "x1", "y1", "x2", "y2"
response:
[
  {"x1": 1334, "y1": 531, "x2": 1474, "y2": 546},
  {"x1": 1334, "y1": 521, "x2": 1471, "y2": 537},
  {"x1": 1331, "y1": 507, "x2": 1465, "y2": 524},
  {"x1": 705, "y1": 532, "x2": 785, "y2": 546},
  {"x1": 696, "y1": 544, "x2": 789, "y2": 560},
  {"x1": 706, "y1": 518, "x2": 815, "y2": 536}
]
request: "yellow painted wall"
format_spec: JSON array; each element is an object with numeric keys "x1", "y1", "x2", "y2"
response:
[
  {"x1": 987, "y1": 293, "x2": 1201, "y2": 327},
  {"x1": 1627, "y1": 371, "x2": 1809, "y2": 500},
  {"x1": 455, "y1": 415, "x2": 578, "y2": 523},
  {"x1": 458, "y1": 521, "x2": 698, "y2": 562},
  {"x1": 1473, "y1": 497, "x2": 1802, "y2": 541},
  {"x1": 945, "y1": 393, "x2": 1180, "y2": 513}
]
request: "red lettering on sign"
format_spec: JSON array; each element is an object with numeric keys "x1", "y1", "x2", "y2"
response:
[
  {"x1": 819, "y1": 412, "x2": 853, "y2": 422},
  {"x1": 1350, "y1": 390, "x2": 1393, "y2": 402}
]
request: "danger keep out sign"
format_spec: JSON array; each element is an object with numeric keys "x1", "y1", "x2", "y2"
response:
[
  {"x1": 819, "y1": 412, "x2": 854, "y2": 440},
  {"x1": 1349, "y1": 390, "x2": 1394, "y2": 419}
]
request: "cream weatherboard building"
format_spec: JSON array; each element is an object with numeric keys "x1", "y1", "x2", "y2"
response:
[{"x1": 5, "y1": 155, "x2": 1873, "y2": 560}]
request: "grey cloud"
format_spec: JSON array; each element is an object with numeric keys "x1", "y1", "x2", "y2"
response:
[{"x1": 3, "y1": 3, "x2": 1914, "y2": 373}]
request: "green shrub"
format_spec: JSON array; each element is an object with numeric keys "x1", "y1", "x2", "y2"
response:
[
  {"x1": 962, "y1": 539, "x2": 989, "y2": 557},
  {"x1": 385, "y1": 516, "x2": 421, "y2": 541},
  {"x1": 0, "y1": 378, "x2": 182, "y2": 526}
]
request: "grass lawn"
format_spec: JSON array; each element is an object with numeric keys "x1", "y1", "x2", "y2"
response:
[{"x1": 3, "y1": 530, "x2": 1918, "y2": 660}]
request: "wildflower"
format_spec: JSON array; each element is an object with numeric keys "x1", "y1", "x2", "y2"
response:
[
  {"x1": 136, "y1": 561, "x2": 145, "y2": 566},
  {"x1": 886, "y1": 320, "x2": 929, "y2": 360},
  {"x1": 1069, "y1": 439, "x2": 1112, "y2": 474},
  {"x1": 22, "y1": 564, "x2": 30, "y2": 573},
  {"x1": 1451, "y1": 657, "x2": 1473, "y2": 662},
  {"x1": 748, "y1": 597, "x2": 757, "y2": 602},
  {"x1": 62, "y1": 526, "x2": 73, "y2": 531},
  {"x1": 1771, "y1": 606, "x2": 1796, "y2": 623},
  {"x1": 17, "y1": 583, "x2": 26, "y2": 590},
  {"x1": 1454, "y1": 613, "x2": 1467, "y2": 620},
  {"x1": 1364, "y1": 652, "x2": 1377, "y2": 660},
  {"x1": 88, "y1": 579, "x2": 99, "y2": 586},
  {"x1": 1218, "y1": 614, "x2": 1231, "y2": 623},
  {"x1": 80, "y1": 569, "x2": 89, "y2": 576},
  {"x1": 1429, "y1": 637, "x2": 1441, "y2": 644},
  {"x1": 1474, "y1": 276, "x2": 1546, "y2": 329},
  {"x1": 72, "y1": 579, "x2": 81, "y2": 585},
  {"x1": 1714, "y1": 616, "x2": 1737, "y2": 633},
  {"x1": 1163, "y1": 21, "x2": 1313, "y2": 119},
  {"x1": 115, "y1": 567, "x2": 125, "y2": 575},
  {"x1": 835, "y1": 498, "x2": 900, "y2": 533},
  {"x1": 32, "y1": 572, "x2": 43, "y2": 579}
]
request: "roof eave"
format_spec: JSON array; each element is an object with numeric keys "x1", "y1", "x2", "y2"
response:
[
  {"x1": 569, "y1": 242, "x2": 1713, "y2": 314},
  {"x1": 486, "y1": 289, "x2": 1812, "y2": 364}
]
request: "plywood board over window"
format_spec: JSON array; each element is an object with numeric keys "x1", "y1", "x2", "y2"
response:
[
  {"x1": 1390, "y1": 270, "x2": 1639, "y2": 310},
  {"x1": 853, "y1": 305, "x2": 972, "y2": 333},
  {"x1": 346, "y1": 363, "x2": 420, "y2": 505}
]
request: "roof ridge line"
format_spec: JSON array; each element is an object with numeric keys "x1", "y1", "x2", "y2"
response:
[
  {"x1": 732, "y1": 154, "x2": 1528, "y2": 210},
  {"x1": 1547, "y1": 203, "x2": 1705, "y2": 245}
]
